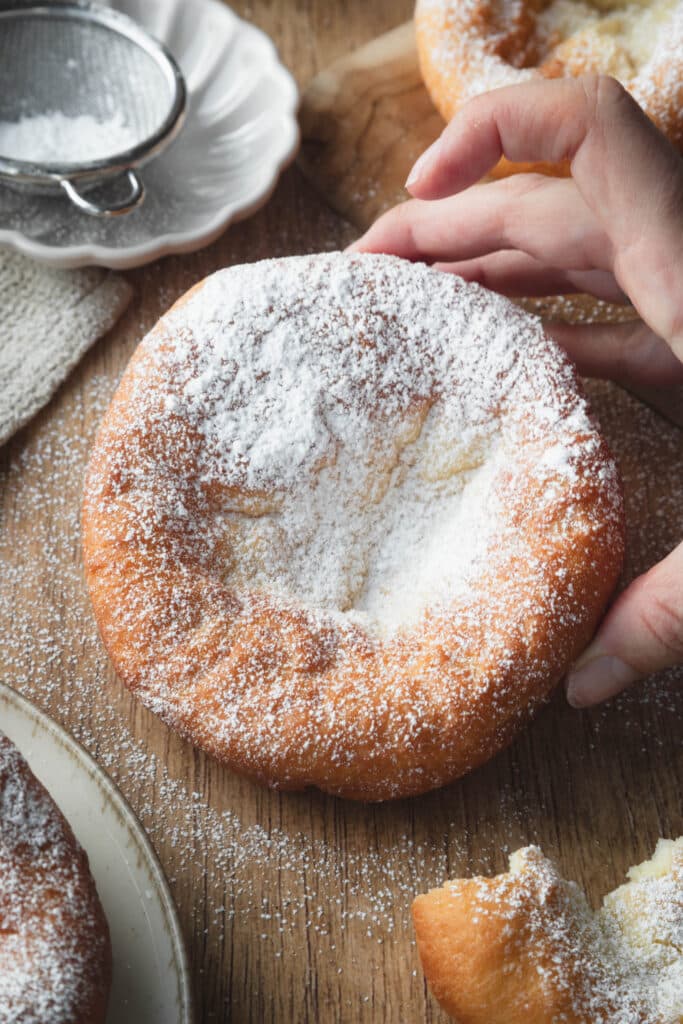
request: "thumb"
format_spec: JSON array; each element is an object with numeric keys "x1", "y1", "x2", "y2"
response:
[{"x1": 566, "y1": 542, "x2": 683, "y2": 707}]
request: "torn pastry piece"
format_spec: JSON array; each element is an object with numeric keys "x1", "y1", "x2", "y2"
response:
[{"x1": 413, "y1": 838, "x2": 683, "y2": 1023}]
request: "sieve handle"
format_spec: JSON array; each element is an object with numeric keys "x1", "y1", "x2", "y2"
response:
[{"x1": 59, "y1": 169, "x2": 145, "y2": 217}]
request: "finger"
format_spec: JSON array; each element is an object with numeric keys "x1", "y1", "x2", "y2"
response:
[
  {"x1": 350, "y1": 176, "x2": 610, "y2": 270},
  {"x1": 547, "y1": 320, "x2": 683, "y2": 388},
  {"x1": 433, "y1": 252, "x2": 626, "y2": 302},
  {"x1": 566, "y1": 542, "x2": 683, "y2": 706},
  {"x1": 407, "y1": 76, "x2": 680, "y2": 228},
  {"x1": 405, "y1": 76, "x2": 683, "y2": 353}
]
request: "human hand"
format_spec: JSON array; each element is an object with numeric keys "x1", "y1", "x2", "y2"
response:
[{"x1": 349, "y1": 76, "x2": 683, "y2": 706}]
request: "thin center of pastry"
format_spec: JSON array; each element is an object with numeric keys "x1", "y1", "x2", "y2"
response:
[{"x1": 228, "y1": 419, "x2": 503, "y2": 635}]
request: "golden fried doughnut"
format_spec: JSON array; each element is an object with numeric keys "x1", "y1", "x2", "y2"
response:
[
  {"x1": 415, "y1": 0, "x2": 683, "y2": 176},
  {"x1": 0, "y1": 731, "x2": 111, "y2": 1023},
  {"x1": 82, "y1": 253, "x2": 624, "y2": 800},
  {"x1": 413, "y1": 839, "x2": 683, "y2": 1023}
]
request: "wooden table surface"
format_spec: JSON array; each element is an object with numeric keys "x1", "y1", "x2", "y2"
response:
[{"x1": 1, "y1": 3, "x2": 682, "y2": 1022}]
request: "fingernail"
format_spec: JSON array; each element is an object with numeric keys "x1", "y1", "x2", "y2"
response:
[
  {"x1": 566, "y1": 652, "x2": 641, "y2": 708},
  {"x1": 405, "y1": 136, "x2": 442, "y2": 190}
]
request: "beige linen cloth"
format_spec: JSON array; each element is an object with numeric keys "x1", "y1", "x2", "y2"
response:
[{"x1": 0, "y1": 250, "x2": 132, "y2": 446}]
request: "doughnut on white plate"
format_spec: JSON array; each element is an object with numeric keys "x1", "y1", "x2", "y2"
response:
[
  {"x1": 0, "y1": 681, "x2": 193, "y2": 1024},
  {"x1": 0, "y1": 0, "x2": 298, "y2": 269}
]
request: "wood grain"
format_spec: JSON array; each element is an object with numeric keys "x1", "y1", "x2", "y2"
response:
[
  {"x1": 1, "y1": 4, "x2": 682, "y2": 1024},
  {"x1": 298, "y1": 22, "x2": 442, "y2": 231}
]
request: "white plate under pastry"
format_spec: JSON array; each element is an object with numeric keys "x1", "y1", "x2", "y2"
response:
[
  {"x1": 0, "y1": 0, "x2": 299, "y2": 269},
  {"x1": 0, "y1": 681, "x2": 193, "y2": 1024}
]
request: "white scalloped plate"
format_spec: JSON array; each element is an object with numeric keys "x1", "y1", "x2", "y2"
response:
[
  {"x1": 0, "y1": 682, "x2": 193, "y2": 1024},
  {"x1": 0, "y1": 0, "x2": 299, "y2": 268}
]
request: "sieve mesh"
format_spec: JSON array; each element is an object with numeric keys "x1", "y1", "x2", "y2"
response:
[{"x1": 0, "y1": 6, "x2": 179, "y2": 167}]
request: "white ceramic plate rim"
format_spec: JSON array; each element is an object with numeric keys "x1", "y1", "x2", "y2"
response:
[
  {"x1": 0, "y1": 680, "x2": 194, "y2": 1024},
  {"x1": 0, "y1": 0, "x2": 299, "y2": 269}
]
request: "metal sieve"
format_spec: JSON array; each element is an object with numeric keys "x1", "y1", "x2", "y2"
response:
[{"x1": 0, "y1": 1, "x2": 186, "y2": 216}]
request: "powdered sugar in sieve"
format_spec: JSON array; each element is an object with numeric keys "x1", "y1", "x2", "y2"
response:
[{"x1": 0, "y1": 1, "x2": 186, "y2": 216}]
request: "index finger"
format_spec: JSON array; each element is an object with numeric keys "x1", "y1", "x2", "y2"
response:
[
  {"x1": 408, "y1": 76, "x2": 683, "y2": 353},
  {"x1": 409, "y1": 76, "x2": 677, "y2": 220}
]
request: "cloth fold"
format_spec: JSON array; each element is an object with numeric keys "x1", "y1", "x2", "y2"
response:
[{"x1": 0, "y1": 250, "x2": 132, "y2": 446}]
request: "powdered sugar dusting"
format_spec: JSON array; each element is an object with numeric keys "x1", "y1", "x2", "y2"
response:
[{"x1": 158, "y1": 258, "x2": 535, "y2": 632}]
